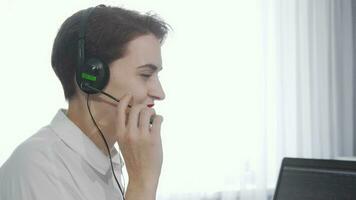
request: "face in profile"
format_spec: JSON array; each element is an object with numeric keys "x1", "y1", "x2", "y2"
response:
[{"x1": 90, "y1": 33, "x2": 166, "y2": 134}]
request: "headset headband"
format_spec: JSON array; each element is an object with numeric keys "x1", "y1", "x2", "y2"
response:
[{"x1": 77, "y1": 7, "x2": 95, "y2": 69}]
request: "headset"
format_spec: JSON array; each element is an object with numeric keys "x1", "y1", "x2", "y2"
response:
[
  {"x1": 75, "y1": 5, "x2": 126, "y2": 199},
  {"x1": 76, "y1": 5, "x2": 110, "y2": 95}
]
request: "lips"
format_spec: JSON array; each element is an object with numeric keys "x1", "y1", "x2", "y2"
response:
[{"x1": 147, "y1": 104, "x2": 154, "y2": 108}]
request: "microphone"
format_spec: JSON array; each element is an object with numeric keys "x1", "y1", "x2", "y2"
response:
[{"x1": 81, "y1": 83, "x2": 155, "y2": 124}]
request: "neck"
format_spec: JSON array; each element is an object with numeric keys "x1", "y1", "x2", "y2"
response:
[{"x1": 66, "y1": 95, "x2": 116, "y2": 157}]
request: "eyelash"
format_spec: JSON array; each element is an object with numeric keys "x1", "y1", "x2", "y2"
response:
[{"x1": 141, "y1": 74, "x2": 151, "y2": 79}]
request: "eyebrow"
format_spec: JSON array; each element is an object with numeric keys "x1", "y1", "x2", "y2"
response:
[{"x1": 137, "y1": 64, "x2": 163, "y2": 72}]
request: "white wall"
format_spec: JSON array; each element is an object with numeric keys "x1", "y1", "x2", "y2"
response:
[{"x1": 0, "y1": 0, "x2": 263, "y2": 195}]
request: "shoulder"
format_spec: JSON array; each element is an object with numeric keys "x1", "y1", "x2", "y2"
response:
[
  {"x1": 1, "y1": 126, "x2": 58, "y2": 176},
  {"x1": 0, "y1": 126, "x2": 63, "y2": 181},
  {"x1": 1, "y1": 125, "x2": 63, "y2": 174},
  {"x1": 0, "y1": 126, "x2": 68, "y2": 199}
]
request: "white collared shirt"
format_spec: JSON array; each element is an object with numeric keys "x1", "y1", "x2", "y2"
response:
[{"x1": 0, "y1": 109, "x2": 125, "y2": 200}]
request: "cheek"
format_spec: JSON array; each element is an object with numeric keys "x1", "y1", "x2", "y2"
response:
[
  {"x1": 122, "y1": 79, "x2": 148, "y2": 104},
  {"x1": 108, "y1": 71, "x2": 148, "y2": 104},
  {"x1": 131, "y1": 86, "x2": 148, "y2": 104}
]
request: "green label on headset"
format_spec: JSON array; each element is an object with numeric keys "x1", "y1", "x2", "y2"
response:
[{"x1": 81, "y1": 73, "x2": 97, "y2": 81}]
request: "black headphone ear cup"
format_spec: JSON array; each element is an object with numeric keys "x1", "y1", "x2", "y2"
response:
[{"x1": 76, "y1": 57, "x2": 110, "y2": 94}]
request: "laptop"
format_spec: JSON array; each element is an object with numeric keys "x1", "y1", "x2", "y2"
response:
[{"x1": 272, "y1": 157, "x2": 356, "y2": 200}]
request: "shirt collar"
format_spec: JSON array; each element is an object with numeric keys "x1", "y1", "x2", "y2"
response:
[{"x1": 49, "y1": 109, "x2": 124, "y2": 175}]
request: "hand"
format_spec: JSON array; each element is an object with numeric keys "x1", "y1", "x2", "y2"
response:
[{"x1": 115, "y1": 93, "x2": 164, "y2": 191}]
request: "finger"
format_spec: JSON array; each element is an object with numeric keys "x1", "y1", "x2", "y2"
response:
[
  {"x1": 116, "y1": 93, "x2": 132, "y2": 131},
  {"x1": 139, "y1": 108, "x2": 156, "y2": 132},
  {"x1": 150, "y1": 115, "x2": 163, "y2": 135},
  {"x1": 128, "y1": 104, "x2": 147, "y2": 131}
]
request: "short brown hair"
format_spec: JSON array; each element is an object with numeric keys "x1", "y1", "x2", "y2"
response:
[{"x1": 51, "y1": 5, "x2": 170, "y2": 100}]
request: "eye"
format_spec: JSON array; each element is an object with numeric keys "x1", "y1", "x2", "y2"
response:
[{"x1": 140, "y1": 74, "x2": 151, "y2": 79}]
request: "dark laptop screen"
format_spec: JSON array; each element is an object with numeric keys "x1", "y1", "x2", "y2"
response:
[{"x1": 273, "y1": 158, "x2": 356, "y2": 200}]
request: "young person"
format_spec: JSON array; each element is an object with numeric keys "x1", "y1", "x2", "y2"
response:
[{"x1": 0, "y1": 4, "x2": 169, "y2": 200}]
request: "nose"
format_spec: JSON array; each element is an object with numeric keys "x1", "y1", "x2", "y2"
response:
[{"x1": 149, "y1": 80, "x2": 166, "y2": 101}]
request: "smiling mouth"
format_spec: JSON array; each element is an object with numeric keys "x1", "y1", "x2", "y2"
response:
[{"x1": 147, "y1": 104, "x2": 154, "y2": 108}]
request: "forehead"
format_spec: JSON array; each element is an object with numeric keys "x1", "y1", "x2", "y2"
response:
[{"x1": 123, "y1": 34, "x2": 162, "y2": 69}]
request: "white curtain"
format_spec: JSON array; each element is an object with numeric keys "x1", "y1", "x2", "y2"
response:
[
  {"x1": 157, "y1": 0, "x2": 354, "y2": 199},
  {"x1": 263, "y1": 0, "x2": 354, "y2": 160},
  {"x1": 259, "y1": 0, "x2": 354, "y2": 199}
]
